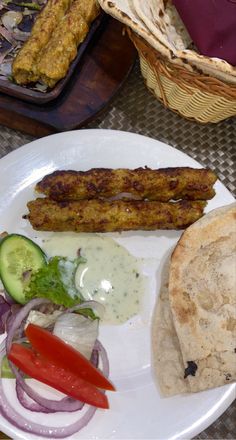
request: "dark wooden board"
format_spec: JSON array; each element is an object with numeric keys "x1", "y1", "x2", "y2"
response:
[{"x1": 0, "y1": 18, "x2": 136, "y2": 136}]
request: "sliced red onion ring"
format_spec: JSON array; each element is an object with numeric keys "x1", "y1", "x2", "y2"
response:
[
  {"x1": 0, "y1": 338, "x2": 6, "y2": 354},
  {"x1": 95, "y1": 340, "x2": 109, "y2": 378},
  {"x1": 90, "y1": 348, "x2": 99, "y2": 368},
  {"x1": 0, "y1": 298, "x2": 110, "y2": 437},
  {"x1": 0, "y1": 296, "x2": 21, "y2": 335},
  {"x1": 105, "y1": 192, "x2": 142, "y2": 201},
  {"x1": 9, "y1": 348, "x2": 99, "y2": 413},
  {"x1": 16, "y1": 380, "x2": 53, "y2": 413},
  {"x1": 0, "y1": 347, "x2": 98, "y2": 438},
  {"x1": 5, "y1": 305, "x2": 22, "y2": 335},
  {"x1": 6, "y1": 298, "x2": 51, "y2": 354},
  {"x1": 11, "y1": 364, "x2": 84, "y2": 413}
]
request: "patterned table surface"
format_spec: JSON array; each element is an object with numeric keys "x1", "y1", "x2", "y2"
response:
[{"x1": 0, "y1": 62, "x2": 235, "y2": 439}]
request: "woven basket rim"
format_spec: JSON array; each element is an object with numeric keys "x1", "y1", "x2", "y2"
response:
[{"x1": 128, "y1": 28, "x2": 236, "y2": 101}]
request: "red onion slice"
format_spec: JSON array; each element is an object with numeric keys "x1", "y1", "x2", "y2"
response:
[
  {"x1": 16, "y1": 380, "x2": 53, "y2": 413},
  {"x1": 11, "y1": 364, "x2": 84, "y2": 413},
  {"x1": 0, "y1": 347, "x2": 98, "y2": 438},
  {"x1": 95, "y1": 340, "x2": 109, "y2": 378},
  {"x1": 0, "y1": 298, "x2": 111, "y2": 437},
  {"x1": 6, "y1": 298, "x2": 51, "y2": 354},
  {"x1": 9, "y1": 348, "x2": 99, "y2": 413}
]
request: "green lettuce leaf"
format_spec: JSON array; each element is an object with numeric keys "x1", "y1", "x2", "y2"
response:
[{"x1": 25, "y1": 256, "x2": 85, "y2": 308}]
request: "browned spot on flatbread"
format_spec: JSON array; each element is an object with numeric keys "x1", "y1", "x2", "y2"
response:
[
  {"x1": 226, "y1": 318, "x2": 236, "y2": 331},
  {"x1": 175, "y1": 291, "x2": 197, "y2": 324},
  {"x1": 120, "y1": 10, "x2": 130, "y2": 20}
]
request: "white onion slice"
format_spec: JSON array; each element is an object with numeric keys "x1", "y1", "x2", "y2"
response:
[
  {"x1": 25, "y1": 309, "x2": 62, "y2": 329},
  {"x1": 0, "y1": 24, "x2": 15, "y2": 44},
  {"x1": 0, "y1": 62, "x2": 12, "y2": 77},
  {"x1": 1, "y1": 11, "x2": 23, "y2": 31},
  {"x1": 12, "y1": 28, "x2": 30, "y2": 41},
  {"x1": 53, "y1": 313, "x2": 98, "y2": 359}
]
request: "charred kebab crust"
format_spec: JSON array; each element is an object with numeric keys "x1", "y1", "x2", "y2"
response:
[{"x1": 184, "y1": 361, "x2": 198, "y2": 379}]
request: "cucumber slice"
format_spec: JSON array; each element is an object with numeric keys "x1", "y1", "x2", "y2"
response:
[
  {"x1": 0, "y1": 234, "x2": 46, "y2": 304},
  {"x1": 1, "y1": 353, "x2": 28, "y2": 378},
  {"x1": 1, "y1": 355, "x2": 15, "y2": 378}
]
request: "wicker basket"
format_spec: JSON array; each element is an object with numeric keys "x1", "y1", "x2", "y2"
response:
[{"x1": 128, "y1": 29, "x2": 236, "y2": 124}]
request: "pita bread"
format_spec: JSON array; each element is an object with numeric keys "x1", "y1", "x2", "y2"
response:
[
  {"x1": 152, "y1": 203, "x2": 236, "y2": 396},
  {"x1": 98, "y1": 0, "x2": 236, "y2": 84},
  {"x1": 169, "y1": 203, "x2": 236, "y2": 393},
  {"x1": 151, "y1": 254, "x2": 190, "y2": 396}
]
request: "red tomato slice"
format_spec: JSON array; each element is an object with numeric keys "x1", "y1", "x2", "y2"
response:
[
  {"x1": 8, "y1": 343, "x2": 109, "y2": 409},
  {"x1": 25, "y1": 323, "x2": 115, "y2": 391}
]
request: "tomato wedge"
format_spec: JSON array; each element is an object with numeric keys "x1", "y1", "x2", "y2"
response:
[
  {"x1": 8, "y1": 343, "x2": 109, "y2": 409},
  {"x1": 25, "y1": 323, "x2": 115, "y2": 391}
]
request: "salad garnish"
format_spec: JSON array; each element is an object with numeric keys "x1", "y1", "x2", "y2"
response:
[
  {"x1": 25, "y1": 255, "x2": 85, "y2": 307},
  {"x1": 0, "y1": 233, "x2": 114, "y2": 438}
]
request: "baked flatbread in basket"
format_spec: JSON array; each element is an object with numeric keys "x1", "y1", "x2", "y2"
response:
[
  {"x1": 152, "y1": 203, "x2": 236, "y2": 396},
  {"x1": 98, "y1": 0, "x2": 174, "y2": 61},
  {"x1": 98, "y1": 0, "x2": 236, "y2": 84}
]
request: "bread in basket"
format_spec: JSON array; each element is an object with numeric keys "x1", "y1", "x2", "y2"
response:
[{"x1": 98, "y1": 0, "x2": 236, "y2": 123}]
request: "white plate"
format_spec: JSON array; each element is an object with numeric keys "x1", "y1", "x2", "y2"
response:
[{"x1": 0, "y1": 129, "x2": 235, "y2": 440}]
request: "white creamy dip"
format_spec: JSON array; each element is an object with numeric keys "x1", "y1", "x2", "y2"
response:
[{"x1": 42, "y1": 233, "x2": 146, "y2": 325}]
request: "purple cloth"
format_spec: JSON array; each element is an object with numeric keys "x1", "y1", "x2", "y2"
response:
[{"x1": 173, "y1": 0, "x2": 236, "y2": 66}]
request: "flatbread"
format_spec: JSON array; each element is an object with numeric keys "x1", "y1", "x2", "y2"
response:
[
  {"x1": 133, "y1": 0, "x2": 236, "y2": 84},
  {"x1": 152, "y1": 203, "x2": 236, "y2": 396},
  {"x1": 98, "y1": 0, "x2": 236, "y2": 84},
  {"x1": 132, "y1": 0, "x2": 191, "y2": 52},
  {"x1": 169, "y1": 203, "x2": 236, "y2": 393},
  {"x1": 97, "y1": 0, "x2": 194, "y2": 73},
  {"x1": 151, "y1": 254, "x2": 190, "y2": 396}
]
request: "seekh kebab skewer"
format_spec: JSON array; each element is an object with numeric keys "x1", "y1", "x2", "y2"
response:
[
  {"x1": 25, "y1": 199, "x2": 207, "y2": 232},
  {"x1": 35, "y1": 167, "x2": 217, "y2": 202}
]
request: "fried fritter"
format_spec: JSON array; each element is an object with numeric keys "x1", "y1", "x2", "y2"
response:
[
  {"x1": 26, "y1": 198, "x2": 206, "y2": 232},
  {"x1": 35, "y1": 167, "x2": 217, "y2": 202}
]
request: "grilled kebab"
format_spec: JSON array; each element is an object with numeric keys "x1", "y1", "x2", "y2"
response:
[
  {"x1": 26, "y1": 198, "x2": 207, "y2": 232},
  {"x1": 12, "y1": 0, "x2": 72, "y2": 84},
  {"x1": 12, "y1": 0, "x2": 100, "y2": 86},
  {"x1": 35, "y1": 167, "x2": 217, "y2": 202}
]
